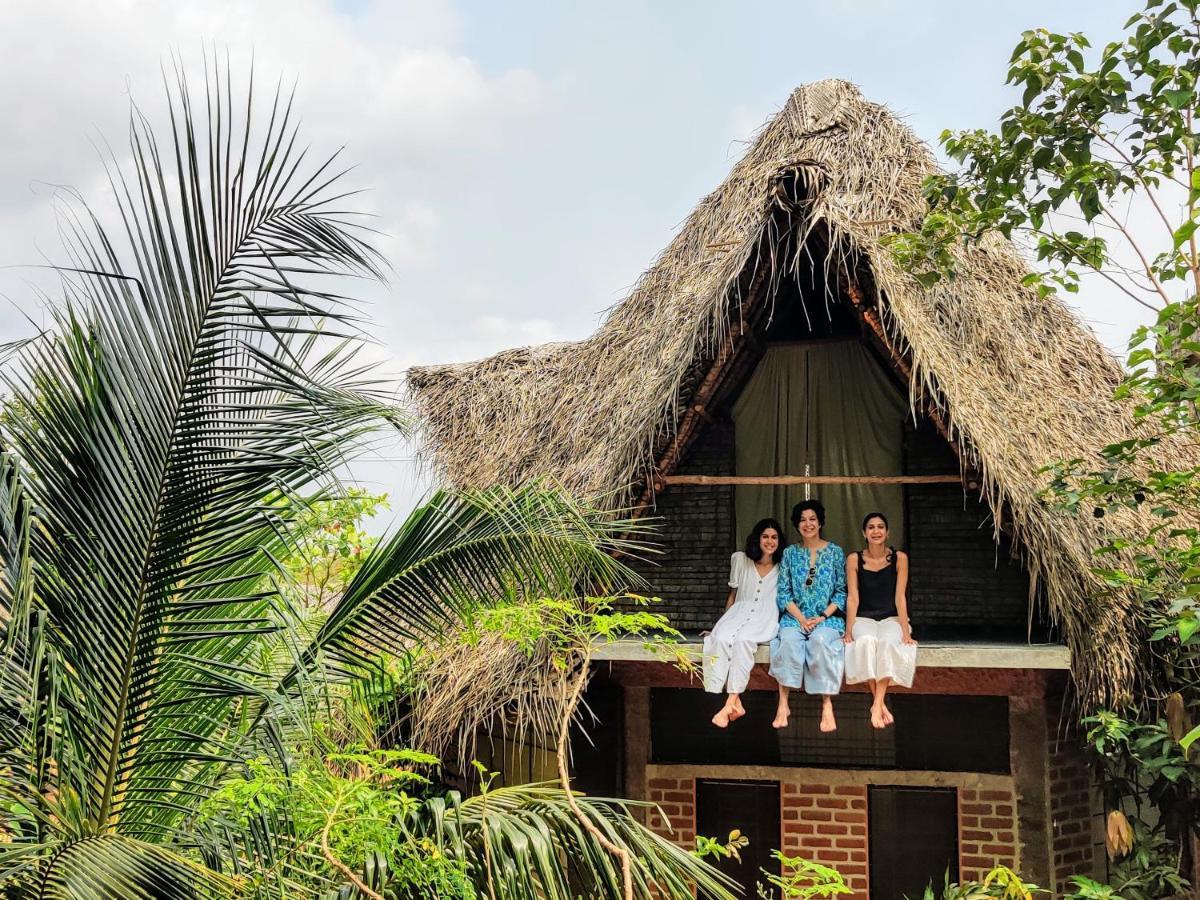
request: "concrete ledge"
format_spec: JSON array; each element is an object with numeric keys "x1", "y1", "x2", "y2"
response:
[{"x1": 592, "y1": 638, "x2": 1070, "y2": 670}]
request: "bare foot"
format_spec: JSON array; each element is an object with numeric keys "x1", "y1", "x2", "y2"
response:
[
  {"x1": 819, "y1": 706, "x2": 837, "y2": 733},
  {"x1": 882, "y1": 704, "x2": 894, "y2": 726},
  {"x1": 772, "y1": 707, "x2": 790, "y2": 729},
  {"x1": 728, "y1": 705, "x2": 746, "y2": 722},
  {"x1": 712, "y1": 707, "x2": 733, "y2": 728},
  {"x1": 870, "y1": 705, "x2": 887, "y2": 729}
]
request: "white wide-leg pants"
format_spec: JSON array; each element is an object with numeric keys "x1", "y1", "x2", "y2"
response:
[{"x1": 844, "y1": 617, "x2": 917, "y2": 688}]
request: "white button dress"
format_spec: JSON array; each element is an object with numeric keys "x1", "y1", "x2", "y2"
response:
[{"x1": 702, "y1": 551, "x2": 780, "y2": 694}]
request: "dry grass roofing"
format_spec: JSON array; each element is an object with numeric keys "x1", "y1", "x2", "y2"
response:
[{"x1": 409, "y1": 79, "x2": 1194, "y2": 707}]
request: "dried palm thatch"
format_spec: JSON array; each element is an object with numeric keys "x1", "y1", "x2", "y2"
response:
[
  {"x1": 409, "y1": 79, "x2": 1192, "y2": 707},
  {"x1": 403, "y1": 629, "x2": 580, "y2": 766}
]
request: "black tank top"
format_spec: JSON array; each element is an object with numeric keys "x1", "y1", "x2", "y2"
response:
[{"x1": 857, "y1": 550, "x2": 898, "y2": 620}]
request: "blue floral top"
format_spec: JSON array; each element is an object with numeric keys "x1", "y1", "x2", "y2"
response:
[{"x1": 776, "y1": 542, "x2": 847, "y2": 634}]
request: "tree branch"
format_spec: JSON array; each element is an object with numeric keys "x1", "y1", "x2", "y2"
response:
[
  {"x1": 556, "y1": 647, "x2": 633, "y2": 900},
  {"x1": 320, "y1": 793, "x2": 384, "y2": 900},
  {"x1": 1099, "y1": 208, "x2": 1174, "y2": 308}
]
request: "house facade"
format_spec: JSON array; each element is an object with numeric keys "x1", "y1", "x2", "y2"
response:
[{"x1": 409, "y1": 80, "x2": 1147, "y2": 899}]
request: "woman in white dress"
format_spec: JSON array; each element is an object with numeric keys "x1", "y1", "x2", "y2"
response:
[
  {"x1": 843, "y1": 512, "x2": 918, "y2": 729},
  {"x1": 703, "y1": 518, "x2": 785, "y2": 728}
]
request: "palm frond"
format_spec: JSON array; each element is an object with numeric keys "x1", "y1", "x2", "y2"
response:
[
  {"x1": 0, "y1": 834, "x2": 236, "y2": 900},
  {"x1": 410, "y1": 783, "x2": 739, "y2": 900},
  {"x1": 0, "y1": 56, "x2": 400, "y2": 893},
  {"x1": 304, "y1": 484, "x2": 650, "y2": 675}
]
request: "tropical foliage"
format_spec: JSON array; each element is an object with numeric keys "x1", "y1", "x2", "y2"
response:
[
  {"x1": 891, "y1": 0, "x2": 1200, "y2": 892},
  {"x1": 0, "y1": 63, "x2": 733, "y2": 899}
]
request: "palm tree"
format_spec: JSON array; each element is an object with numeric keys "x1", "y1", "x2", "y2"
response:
[{"x1": 0, "y1": 64, "x2": 734, "y2": 899}]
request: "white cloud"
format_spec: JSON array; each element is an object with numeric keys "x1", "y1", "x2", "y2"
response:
[
  {"x1": 0, "y1": 0, "x2": 552, "y2": 325},
  {"x1": 378, "y1": 203, "x2": 440, "y2": 272},
  {"x1": 471, "y1": 314, "x2": 558, "y2": 343}
]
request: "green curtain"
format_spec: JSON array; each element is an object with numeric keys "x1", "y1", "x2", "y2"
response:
[{"x1": 733, "y1": 341, "x2": 908, "y2": 553}]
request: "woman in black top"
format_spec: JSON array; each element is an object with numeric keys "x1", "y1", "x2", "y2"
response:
[{"x1": 843, "y1": 512, "x2": 917, "y2": 729}]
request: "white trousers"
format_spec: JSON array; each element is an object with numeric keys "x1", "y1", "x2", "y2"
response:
[
  {"x1": 703, "y1": 636, "x2": 758, "y2": 694},
  {"x1": 844, "y1": 617, "x2": 917, "y2": 688}
]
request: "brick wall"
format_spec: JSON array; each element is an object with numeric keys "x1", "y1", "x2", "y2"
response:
[
  {"x1": 1047, "y1": 708, "x2": 1104, "y2": 888},
  {"x1": 959, "y1": 786, "x2": 1020, "y2": 882},
  {"x1": 647, "y1": 774, "x2": 696, "y2": 851},
  {"x1": 781, "y1": 782, "x2": 870, "y2": 897},
  {"x1": 645, "y1": 766, "x2": 1019, "y2": 900},
  {"x1": 904, "y1": 420, "x2": 1033, "y2": 637},
  {"x1": 625, "y1": 420, "x2": 736, "y2": 632}
]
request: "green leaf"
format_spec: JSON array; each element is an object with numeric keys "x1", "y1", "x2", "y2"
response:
[
  {"x1": 1164, "y1": 88, "x2": 1193, "y2": 109},
  {"x1": 1173, "y1": 220, "x2": 1199, "y2": 249},
  {"x1": 1177, "y1": 616, "x2": 1200, "y2": 643},
  {"x1": 1180, "y1": 724, "x2": 1200, "y2": 751}
]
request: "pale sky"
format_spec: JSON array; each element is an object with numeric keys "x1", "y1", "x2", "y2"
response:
[{"x1": 0, "y1": 0, "x2": 1159, "y2": 523}]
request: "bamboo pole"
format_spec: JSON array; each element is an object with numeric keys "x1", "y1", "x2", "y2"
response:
[{"x1": 659, "y1": 473, "x2": 965, "y2": 486}]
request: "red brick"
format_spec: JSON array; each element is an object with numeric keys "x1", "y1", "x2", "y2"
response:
[
  {"x1": 806, "y1": 784, "x2": 833, "y2": 794},
  {"x1": 838, "y1": 812, "x2": 868, "y2": 825},
  {"x1": 981, "y1": 816, "x2": 1012, "y2": 829},
  {"x1": 994, "y1": 831, "x2": 1014, "y2": 843},
  {"x1": 961, "y1": 816, "x2": 979, "y2": 828},
  {"x1": 783, "y1": 809, "x2": 799, "y2": 821},
  {"x1": 807, "y1": 810, "x2": 833, "y2": 822},
  {"x1": 962, "y1": 855, "x2": 991, "y2": 869},
  {"x1": 838, "y1": 837, "x2": 867, "y2": 849},
  {"x1": 993, "y1": 804, "x2": 1014, "y2": 817},
  {"x1": 834, "y1": 785, "x2": 865, "y2": 796},
  {"x1": 817, "y1": 823, "x2": 849, "y2": 835},
  {"x1": 960, "y1": 803, "x2": 992, "y2": 816},
  {"x1": 960, "y1": 843, "x2": 979, "y2": 854},
  {"x1": 784, "y1": 822, "x2": 814, "y2": 835},
  {"x1": 816, "y1": 797, "x2": 849, "y2": 809},
  {"x1": 805, "y1": 837, "x2": 833, "y2": 848},
  {"x1": 822, "y1": 850, "x2": 850, "y2": 862},
  {"x1": 980, "y1": 790, "x2": 1011, "y2": 801},
  {"x1": 960, "y1": 789, "x2": 978, "y2": 801},
  {"x1": 848, "y1": 798, "x2": 866, "y2": 810},
  {"x1": 648, "y1": 778, "x2": 676, "y2": 789},
  {"x1": 787, "y1": 795, "x2": 815, "y2": 808},
  {"x1": 663, "y1": 791, "x2": 692, "y2": 803},
  {"x1": 840, "y1": 864, "x2": 868, "y2": 875},
  {"x1": 983, "y1": 843, "x2": 1014, "y2": 855},
  {"x1": 783, "y1": 782, "x2": 800, "y2": 795},
  {"x1": 961, "y1": 830, "x2": 990, "y2": 842}
]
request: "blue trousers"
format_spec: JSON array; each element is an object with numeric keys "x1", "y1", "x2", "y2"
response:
[{"x1": 769, "y1": 625, "x2": 844, "y2": 694}]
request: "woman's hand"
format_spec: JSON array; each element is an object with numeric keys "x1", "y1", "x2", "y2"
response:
[
  {"x1": 842, "y1": 629, "x2": 855, "y2": 645},
  {"x1": 902, "y1": 630, "x2": 917, "y2": 646},
  {"x1": 700, "y1": 630, "x2": 712, "y2": 637},
  {"x1": 801, "y1": 615, "x2": 822, "y2": 633}
]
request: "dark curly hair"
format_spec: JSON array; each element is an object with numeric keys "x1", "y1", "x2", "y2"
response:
[
  {"x1": 745, "y1": 518, "x2": 785, "y2": 563},
  {"x1": 791, "y1": 499, "x2": 826, "y2": 530}
]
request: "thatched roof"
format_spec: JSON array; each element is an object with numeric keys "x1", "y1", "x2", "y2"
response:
[{"x1": 409, "y1": 79, "x2": 1185, "y2": 707}]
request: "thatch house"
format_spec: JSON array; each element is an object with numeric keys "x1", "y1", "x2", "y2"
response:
[{"x1": 408, "y1": 80, "x2": 1155, "y2": 898}]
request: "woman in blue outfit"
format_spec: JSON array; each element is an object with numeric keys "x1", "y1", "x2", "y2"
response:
[{"x1": 769, "y1": 499, "x2": 846, "y2": 733}]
